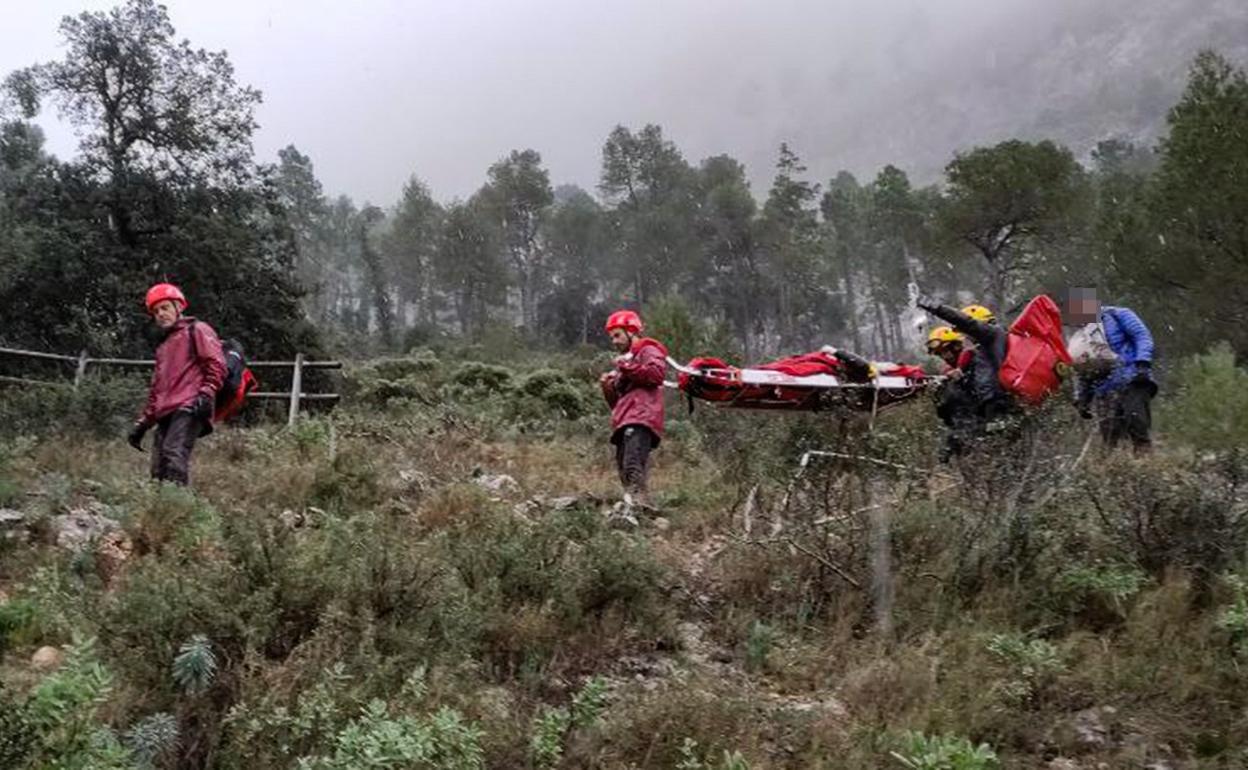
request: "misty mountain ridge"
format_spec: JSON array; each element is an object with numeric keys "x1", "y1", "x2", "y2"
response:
[{"x1": 692, "y1": 0, "x2": 1248, "y2": 191}]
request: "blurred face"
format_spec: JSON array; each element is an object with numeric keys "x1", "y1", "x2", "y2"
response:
[
  {"x1": 151, "y1": 300, "x2": 181, "y2": 329},
  {"x1": 931, "y1": 343, "x2": 961, "y2": 367},
  {"x1": 608, "y1": 327, "x2": 633, "y2": 352},
  {"x1": 1064, "y1": 288, "x2": 1100, "y2": 325}
]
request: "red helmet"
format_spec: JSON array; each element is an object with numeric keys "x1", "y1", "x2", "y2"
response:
[
  {"x1": 605, "y1": 309, "x2": 643, "y2": 335},
  {"x1": 145, "y1": 283, "x2": 187, "y2": 314}
]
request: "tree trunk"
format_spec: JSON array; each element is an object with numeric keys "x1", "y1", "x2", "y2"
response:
[
  {"x1": 842, "y1": 268, "x2": 864, "y2": 352},
  {"x1": 359, "y1": 225, "x2": 394, "y2": 349},
  {"x1": 872, "y1": 299, "x2": 889, "y2": 358}
]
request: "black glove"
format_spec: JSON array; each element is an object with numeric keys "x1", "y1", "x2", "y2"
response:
[
  {"x1": 916, "y1": 294, "x2": 940, "y2": 312},
  {"x1": 127, "y1": 422, "x2": 149, "y2": 452},
  {"x1": 187, "y1": 393, "x2": 214, "y2": 421},
  {"x1": 1078, "y1": 405, "x2": 1093, "y2": 420},
  {"x1": 1132, "y1": 361, "x2": 1152, "y2": 384}
]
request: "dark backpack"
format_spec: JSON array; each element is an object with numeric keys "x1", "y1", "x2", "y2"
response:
[
  {"x1": 215, "y1": 339, "x2": 258, "y2": 422},
  {"x1": 188, "y1": 322, "x2": 258, "y2": 422}
]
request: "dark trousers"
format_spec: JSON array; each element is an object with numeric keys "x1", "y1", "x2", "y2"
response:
[
  {"x1": 150, "y1": 411, "x2": 204, "y2": 485},
  {"x1": 613, "y1": 425, "x2": 656, "y2": 497},
  {"x1": 1099, "y1": 381, "x2": 1154, "y2": 452}
]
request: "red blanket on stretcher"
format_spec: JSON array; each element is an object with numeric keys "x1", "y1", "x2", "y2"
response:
[
  {"x1": 676, "y1": 350, "x2": 928, "y2": 411},
  {"x1": 682, "y1": 352, "x2": 926, "y2": 381}
]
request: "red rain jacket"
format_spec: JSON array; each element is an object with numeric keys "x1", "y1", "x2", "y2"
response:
[
  {"x1": 139, "y1": 317, "x2": 227, "y2": 426},
  {"x1": 601, "y1": 337, "x2": 668, "y2": 442}
]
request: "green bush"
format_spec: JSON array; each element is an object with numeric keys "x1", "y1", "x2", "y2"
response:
[
  {"x1": 0, "y1": 479, "x2": 20, "y2": 509},
  {"x1": 22, "y1": 636, "x2": 134, "y2": 769},
  {"x1": 0, "y1": 374, "x2": 143, "y2": 439},
  {"x1": 171, "y1": 634, "x2": 218, "y2": 695},
  {"x1": 743, "y1": 620, "x2": 776, "y2": 672},
  {"x1": 298, "y1": 700, "x2": 484, "y2": 770},
  {"x1": 451, "y1": 363, "x2": 514, "y2": 393},
  {"x1": 1079, "y1": 454, "x2": 1248, "y2": 588},
  {"x1": 123, "y1": 712, "x2": 179, "y2": 767},
  {"x1": 1054, "y1": 564, "x2": 1149, "y2": 625},
  {"x1": 0, "y1": 598, "x2": 40, "y2": 654},
  {"x1": 309, "y1": 449, "x2": 383, "y2": 512},
  {"x1": 223, "y1": 663, "x2": 358, "y2": 765},
  {"x1": 677, "y1": 739, "x2": 753, "y2": 770},
  {"x1": 643, "y1": 294, "x2": 738, "y2": 363},
  {"x1": 0, "y1": 683, "x2": 37, "y2": 768},
  {"x1": 528, "y1": 677, "x2": 607, "y2": 769},
  {"x1": 890, "y1": 731, "x2": 999, "y2": 769},
  {"x1": 984, "y1": 633, "x2": 1064, "y2": 706},
  {"x1": 372, "y1": 353, "x2": 440, "y2": 381},
  {"x1": 1161, "y1": 343, "x2": 1248, "y2": 452},
  {"x1": 346, "y1": 353, "x2": 444, "y2": 408},
  {"x1": 514, "y1": 370, "x2": 589, "y2": 418},
  {"x1": 1216, "y1": 574, "x2": 1248, "y2": 659}
]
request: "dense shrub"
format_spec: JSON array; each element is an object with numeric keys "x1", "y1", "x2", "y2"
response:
[
  {"x1": 0, "y1": 374, "x2": 143, "y2": 439},
  {"x1": 1161, "y1": 343, "x2": 1248, "y2": 453}
]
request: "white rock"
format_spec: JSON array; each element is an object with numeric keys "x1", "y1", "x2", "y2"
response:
[
  {"x1": 473, "y1": 473, "x2": 519, "y2": 495},
  {"x1": 31, "y1": 646, "x2": 64, "y2": 669},
  {"x1": 52, "y1": 509, "x2": 121, "y2": 552},
  {"x1": 0, "y1": 508, "x2": 24, "y2": 527}
]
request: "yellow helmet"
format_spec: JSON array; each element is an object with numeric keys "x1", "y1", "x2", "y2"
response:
[
  {"x1": 926, "y1": 326, "x2": 964, "y2": 351},
  {"x1": 961, "y1": 304, "x2": 995, "y2": 323}
]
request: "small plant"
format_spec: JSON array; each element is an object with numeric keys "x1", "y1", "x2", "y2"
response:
[
  {"x1": 124, "y1": 712, "x2": 180, "y2": 767},
  {"x1": 529, "y1": 706, "x2": 570, "y2": 769},
  {"x1": 744, "y1": 620, "x2": 776, "y2": 672},
  {"x1": 890, "y1": 731, "x2": 1000, "y2": 769},
  {"x1": 289, "y1": 417, "x2": 332, "y2": 457},
  {"x1": 0, "y1": 476, "x2": 20, "y2": 508},
  {"x1": 0, "y1": 683, "x2": 37, "y2": 769},
  {"x1": 172, "y1": 634, "x2": 217, "y2": 695},
  {"x1": 297, "y1": 699, "x2": 484, "y2": 770},
  {"x1": 569, "y1": 676, "x2": 608, "y2": 728},
  {"x1": 450, "y1": 362, "x2": 514, "y2": 393},
  {"x1": 24, "y1": 636, "x2": 134, "y2": 768},
  {"x1": 1058, "y1": 564, "x2": 1147, "y2": 611},
  {"x1": 1216, "y1": 574, "x2": 1248, "y2": 658},
  {"x1": 223, "y1": 662, "x2": 355, "y2": 763},
  {"x1": 529, "y1": 676, "x2": 610, "y2": 769},
  {"x1": 677, "y1": 737, "x2": 753, "y2": 770},
  {"x1": 985, "y1": 633, "x2": 1064, "y2": 706},
  {"x1": 1161, "y1": 343, "x2": 1248, "y2": 453},
  {"x1": 0, "y1": 598, "x2": 40, "y2": 653}
]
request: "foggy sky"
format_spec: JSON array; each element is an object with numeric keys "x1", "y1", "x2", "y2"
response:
[{"x1": 3, "y1": 0, "x2": 1245, "y2": 206}]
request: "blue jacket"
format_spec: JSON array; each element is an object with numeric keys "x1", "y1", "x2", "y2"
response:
[{"x1": 1095, "y1": 306, "x2": 1154, "y2": 395}]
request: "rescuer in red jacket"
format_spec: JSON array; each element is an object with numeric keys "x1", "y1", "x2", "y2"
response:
[
  {"x1": 599, "y1": 310, "x2": 668, "y2": 510},
  {"x1": 127, "y1": 283, "x2": 227, "y2": 486}
]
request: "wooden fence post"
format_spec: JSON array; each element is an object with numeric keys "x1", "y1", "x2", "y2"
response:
[
  {"x1": 73, "y1": 350, "x2": 89, "y2": 392},
  {"x1": 288, "y1": 352, "x2": 304, "y2": 427}
]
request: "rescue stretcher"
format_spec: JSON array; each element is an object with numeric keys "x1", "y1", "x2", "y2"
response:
[{"x1": 665, "y1": 348, "x2": 937, "y2": 414}]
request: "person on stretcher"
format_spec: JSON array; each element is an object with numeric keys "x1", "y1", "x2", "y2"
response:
[{"x1": 675, "y1": 345, "x2": 929, "y2": 414}]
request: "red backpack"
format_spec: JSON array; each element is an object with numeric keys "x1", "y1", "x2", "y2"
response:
[{"x1": 998, "y1": 295, "x2": 1072, "y2": 405}]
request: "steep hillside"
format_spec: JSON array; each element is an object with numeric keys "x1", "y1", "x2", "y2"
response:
[{"x1": 1, "y1": 350, "x2": 1248, "y2": 768}]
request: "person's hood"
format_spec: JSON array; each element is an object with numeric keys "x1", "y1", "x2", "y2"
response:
[{"x1": 631, "y1": 337, "x2": 669, "y2": 357}]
